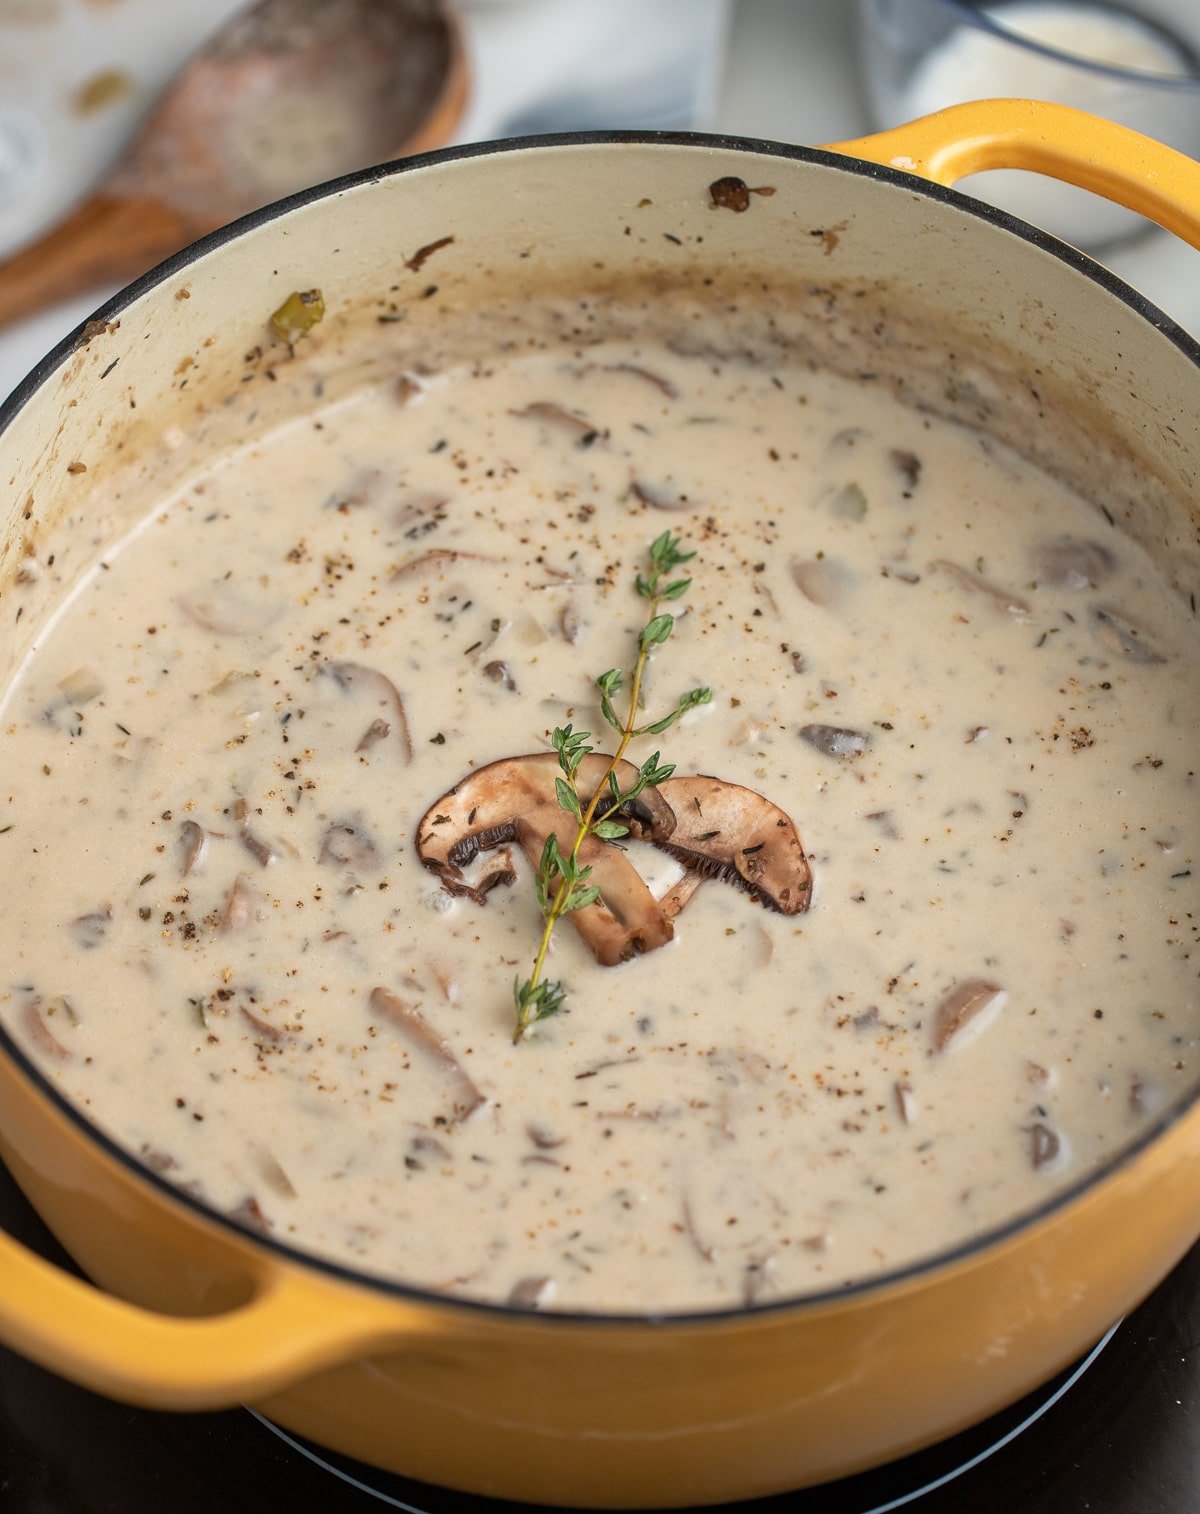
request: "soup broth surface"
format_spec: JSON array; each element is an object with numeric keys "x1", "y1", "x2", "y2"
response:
[{"x1": 1, "y1": 324, "x2": 1197, "y2": 1312}]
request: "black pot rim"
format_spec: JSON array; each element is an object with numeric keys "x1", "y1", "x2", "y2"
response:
[{"x1": 1, "y1": 128, "x2": 1197, "y2": 1332}]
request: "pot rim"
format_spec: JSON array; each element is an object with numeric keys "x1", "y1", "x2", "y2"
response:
[{"x1": 2, "y1": 129, "x2": 1197, "y2": 1329}]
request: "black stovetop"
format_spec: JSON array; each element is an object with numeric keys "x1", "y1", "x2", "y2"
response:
[{"x1": 1, "y1": 1159, "x2": 1196, "y2": 1514}]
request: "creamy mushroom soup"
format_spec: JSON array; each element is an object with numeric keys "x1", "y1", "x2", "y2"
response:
[{"x1": 1, "y1": 327, "x2": 1197, "y2": 1313}]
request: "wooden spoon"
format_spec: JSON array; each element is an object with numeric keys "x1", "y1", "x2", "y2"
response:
[{"x1": 0, "y1": 0, "x2": 467, "y2": 331}]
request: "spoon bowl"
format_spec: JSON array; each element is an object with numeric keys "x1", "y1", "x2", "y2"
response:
[{"x1": 0, "y1": 0, "x2": 465, "y2": 330}]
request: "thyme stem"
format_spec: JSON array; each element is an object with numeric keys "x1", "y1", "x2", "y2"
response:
[{"x1": 512, "y1": 532, "x2": 710, "y2": 1042}]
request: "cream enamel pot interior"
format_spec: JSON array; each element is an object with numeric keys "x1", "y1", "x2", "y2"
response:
[{"x1": 0, "y1": 102, "x2": 1199, "y2": 1508}]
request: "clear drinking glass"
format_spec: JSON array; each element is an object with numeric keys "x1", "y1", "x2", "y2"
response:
[{"x1": 856, "y1": 0, "x2": 1200, "y2": 248}]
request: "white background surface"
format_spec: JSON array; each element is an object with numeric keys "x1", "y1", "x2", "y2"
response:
[{"x1": 0, "y1": 0, "x2": 1198, "y2": 404}]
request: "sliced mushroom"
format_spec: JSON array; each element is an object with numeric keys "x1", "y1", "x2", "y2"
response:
[
  {"x1": 21, "y1": 997, "x2": 72, "y2": 1062},
  {"x1": 395, "y1": 373, "x2": 425, "y2": 407},
  {"x1": 1090, "y1": 605, "x2": 1165, "y2": 664},
  {"x1": 1027, "y1": 1121, "x2": 1061, "y2": 1169},
  {"x1": 319, "y1": 817, "x2": 381, "y2": 871},
  {"x1": 391, "y1": 547, "x2": 496, "y2": 583},
  {"x1": 894, "y1": 1081, "x2": 918, "y2": 1125},
  {"x1": 931, "y1": 560, "x2": 1030, "y2": 618},
  {"x1": 356, "y1": 718, "x2": 391, "y2": 753},
  {"x1": 931, "y1": 978, "x2": 1007, "y2": 1052},
  {"x1": 889, "y1": 450, "x2": 922, "y2": 489},
  {"x1": 178, "y1": 580, "x2": 276, "y2": 637},
  {"x1": 433, "y1": 845, "x2": 517, "y2": 905},
  {"x1": 742, "y1": 1254, "x2": 778, "y2": 1306},
  {"x1": 322, "y1": 661, "x2": 413, "y2": 762},
  {"x1": 681, "y1": 1189, "x2": 716, "y2": 1262},
  {"x1": 483, "y1": 660, "x2": 517, "y2": 692},
  {"x1": 791, "y1": 557, "x2": 853, "y2": 609},
  {"x1": 1028, "y1": 537, "x2": 1116, "y2": 589},
  {"x1": 179, "y1": 819, "x2": 208, "y2": 877},
  {"x1": 241, "y1": 1003, "x2": 290, "y2": 1043},
  {"x1": 68, "y1": 906, "x2": 111, "y2": 950},
  {"x1": 370, "y1": 986, "x2": 486, "y2": 1121},
  {"x1": 559, "y1": 602, "x2": 584, "y2": 645},
  {"x1": 593, "y1": 362, "x2": 679, "y2": 398},
  {"x1": 229, "y1": 1195, "x2": 272, "y2": 1234},
  {"x1": 651, "y1": 775, "x2": 812, "y2": 915},
  {"x1": 799, "y1": 724, "x2": 870, "y2": 760},
  {"x1": 407, "y1": 1132, "x2": 452, "y2": 1168},
  {"x1": 526, "y1": 1122, "x2": 567, "y2": 1150},
  {"x1": 827, "y1": 482, "x2": 868, "y2": 521},
  {"x1": 253, "y1": 1147, "x2": 298, "y2": 1199},
  {"x1": 56, "y1": 668, "x2": 104, "y2": 705},
  {"x1": 417, "y1": 757, "x2": 812, "y2": 957},
  {"x1": 220, "y1": 874, "x2": 257, "y2": 933},
  {"x1": 511, "y1": 402, "x2": 602, "y2": 447},
  {"x1": 233, "y1": 798, "x2": 276, "y2": 868},
  {"x1": 631, "y1": 478, "x2": 697, "y2": 513},
  {"x1": 393, "y1": 490, "x2": 448, "y2": 537},
  {"x1": 416, "y1": 753, "x2": 677, "y2": 966},
  {"x1": 508, "y1": 1275, "x2": 557, "y2": 1309}
]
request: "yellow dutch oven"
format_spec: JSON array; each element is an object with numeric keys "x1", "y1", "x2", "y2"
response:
[{"x1": 1, "y1": 101, "x2": 1199, "y2": 1508}]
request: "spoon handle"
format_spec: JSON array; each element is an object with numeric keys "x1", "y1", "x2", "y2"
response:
[{"x1": 0, "y1": 192, "x2": 203, "y2": 332}]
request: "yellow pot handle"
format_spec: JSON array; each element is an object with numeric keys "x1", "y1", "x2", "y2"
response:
[
  {"x1": 824, "y1": 98, "x2": 1200, "y2": 251},
  {"x1": 0, "y1": 1221, "x2": 432, "y2": 1410}
]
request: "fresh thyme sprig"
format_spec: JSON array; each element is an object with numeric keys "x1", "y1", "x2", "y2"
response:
[{"x1": 513, "y1": 531, "x2": 711, "y2": 1042}]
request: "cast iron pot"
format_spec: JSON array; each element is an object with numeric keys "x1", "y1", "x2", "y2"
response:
[{"x1": 0, "y1": 101, "x2": 1198, "y2": 1508}]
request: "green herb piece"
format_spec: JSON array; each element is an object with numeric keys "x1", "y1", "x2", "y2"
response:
[
  {"x1": 270, "y1": 289, "x2": 325, "y2": 346},
  {"x1": 512, "y1": 530, "x2": 711, "y2": 1042}
]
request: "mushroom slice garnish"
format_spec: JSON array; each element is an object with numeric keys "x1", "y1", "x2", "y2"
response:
[
  {"x1": 658, "y1": 869, "x2": 707, "y2": 920},
  {"x1": 369, "y1": 986, "x2": 486, "y2": 1122},
  {"x1": 415, "y1": 753, "x2": 677, "y2": 967},
  {"x1": 651, "y1": 776, "x2": 812, "y2": 915},
  {"x1": 322, "y1": 661, "x2": 414, "y2": 762}
]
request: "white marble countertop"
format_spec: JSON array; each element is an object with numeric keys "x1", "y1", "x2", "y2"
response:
[{"x1": 1, "y1": 0, "x2": 1198, "y2": 404}]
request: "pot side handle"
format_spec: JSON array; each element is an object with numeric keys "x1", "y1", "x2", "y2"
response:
[
  {"x1": 823, "y1": 98, "x2": 1200, "y2": 250},
  {"x1": 0, "y1": 1222, "x2": 430, "y2": 1410}
]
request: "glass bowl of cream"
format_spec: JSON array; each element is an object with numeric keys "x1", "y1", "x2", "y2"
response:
[{"x1": 856, "y1": 0, "x2": 1200, "y2": 248}]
